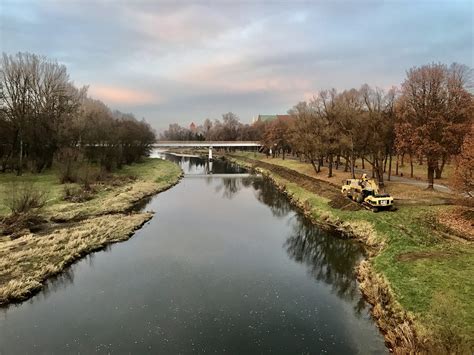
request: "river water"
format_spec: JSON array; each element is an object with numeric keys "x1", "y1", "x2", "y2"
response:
[{"x1": 0, "y1": 153, "x2": 386, "y2": 354}]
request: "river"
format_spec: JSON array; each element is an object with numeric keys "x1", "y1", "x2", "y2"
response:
[{"x1": 0, "y1": 152, "x2": 386, "y2": 354}]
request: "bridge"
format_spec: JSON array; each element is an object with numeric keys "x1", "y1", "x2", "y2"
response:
[{"x1": 154, "y1": 141, "x2": 262, "y2": 160}]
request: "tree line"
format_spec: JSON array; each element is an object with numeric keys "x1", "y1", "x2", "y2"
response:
[
  {"x1": 263, "y1": 63, "x2": 473, "y2": 191},
  {"x1": 161, "y1": 62, "x2": 472, "y2": 191},
  {"x1": 160, "y1": 112, "x2": 265, "y2": 141},
  {"x1": 0, "y1": 52, "x2": 155, "y2": 176}
]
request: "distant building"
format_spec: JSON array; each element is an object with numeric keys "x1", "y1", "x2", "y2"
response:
[
  {"x1": 189, "y1": 122, "x2": 197, "y2": 132},
  {"x1": 255, "y1": 115, "x2": 277, "y2": 123}
]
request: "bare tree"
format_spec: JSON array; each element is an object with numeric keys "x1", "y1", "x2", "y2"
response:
[
  {"x1": 0, "y1": 52, "x2": 86, "y2": 173},
  {"x1": 312, "y1": 89, "x2": 342, "y2": 178},
  {"x1": 0, "y1": 52, "x2": 155, "y2": 175},
  {"x1": 359, "y1": 84, "x2": 396, "y2": 187}
]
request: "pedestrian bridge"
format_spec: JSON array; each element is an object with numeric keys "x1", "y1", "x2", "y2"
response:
[{"x1": 154, "y1": 141, "x2": 262, "y2": 160}]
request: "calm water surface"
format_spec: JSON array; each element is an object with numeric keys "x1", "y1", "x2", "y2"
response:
[{"x1": 0, "y1": 152, "x2": 387, "y2": 354}]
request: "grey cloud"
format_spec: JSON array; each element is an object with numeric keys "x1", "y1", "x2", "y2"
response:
[{"x1": 1, "y1": 0, "x2": 472, "y2": 131}]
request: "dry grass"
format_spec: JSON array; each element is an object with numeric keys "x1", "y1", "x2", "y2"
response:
[
  {"x1": 385, "y1": 182, "x2": 453, "y2": 204},
  {"x1": 0, "y1": 213, "x2": 152, "y2": 304},
  {"x1": 47, "y1": 159, "x2": 182, "y2": 222},
  {"x1": 341, "y1": 220, "x2": 383, "y2": 249},
  {"x1": 357, "y1": 260, "x2": 421, "y2": 353},
  {"x1": 48, "y1": 180, "x2": 162, "y2": 221},
  {"x1": 438, "y1": 206, "x2": 474, "y2": 241},
  {"x1": 388, "y1": 160, "x2": 453, "y2": 186}
]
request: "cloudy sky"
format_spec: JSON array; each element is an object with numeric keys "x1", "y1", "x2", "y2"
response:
[{"x1": 1, "y1": 0, "x2": 472, "y2": 131}]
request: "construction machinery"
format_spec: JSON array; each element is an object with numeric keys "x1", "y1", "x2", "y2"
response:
[{"x1": 341, "y1": 174, "x2": 394, "y2": 211}]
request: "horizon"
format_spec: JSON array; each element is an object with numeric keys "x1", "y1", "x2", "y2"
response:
[{"x1": 2, "y1": 0, "x2": 472, "y2": 132}]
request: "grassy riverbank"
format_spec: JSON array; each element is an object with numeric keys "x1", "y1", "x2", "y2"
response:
[
  {"x1": 0, "y1": 158, "x2": 182, "y2": 305},
  {"x1": 227, "y1": 152, "x2": 473, "y2": 352}
]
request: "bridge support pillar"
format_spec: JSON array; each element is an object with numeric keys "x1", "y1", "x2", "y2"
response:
[{"x1": 209, "y1": 146, "x2": 213, "y2": 161}]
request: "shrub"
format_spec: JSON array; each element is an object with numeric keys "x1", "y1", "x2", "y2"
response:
[
  {"x1": 77, "y1": 165, "x2": 100, "y2": 190},
  {"x1": 56, "y1": 147, "x2": 83, "y2": 184},
  {"x1": 63, "y1": 184, "x2": 94, "y2": 203},
  {"x1": 5, "y1": 182, "x2": 47, "y2": 215}
]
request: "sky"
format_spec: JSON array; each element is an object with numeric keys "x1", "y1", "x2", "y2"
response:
[{"x1": 1, "y1": 0, "x2": 473, "y2": 131}]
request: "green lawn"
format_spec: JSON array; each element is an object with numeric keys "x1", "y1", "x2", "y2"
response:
[
  {"x1": 117, "y1": 158, "x2": 182, "y2": 186},
  {"x1": 0, "y1": 169, "x2": 65, "y2": 215},
  {"x1": 0, "y1": 158, "x2": 181, "y2": 217}
]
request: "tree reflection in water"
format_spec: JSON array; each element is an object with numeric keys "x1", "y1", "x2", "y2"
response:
[
  {"x1": 152, "y1": 156, "x2": 359, "y2": 312},
  {"x1": 160, "y1": 153, "x2": 246, "y2": 176},
  {"x1": 145, "y1": 154, "x2": 368, "y2": 318},
  {"x1": 284, "y1": 215, "x2": 367, "y2": 316},
  {"x1": 214, "y1": 177, "x2": 243, "y2": 199},
  {"x1": 213, "y1": 174, "x2": 293, "y2": 215},
  {"x1": 250, "y1": 178, "x2": 292, "y2": 218},
  {"x1": 216, "y1": 173, "x2": 367, "y2": 317}
]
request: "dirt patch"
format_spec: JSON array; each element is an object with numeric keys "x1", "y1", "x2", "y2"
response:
[
  {"x1": 396, "y1": 250, "x2": 460, "y2": 262},
  {"x1": 0, "y1": 213, "x2": 48, "y2": 238},
  {"x1": 232, "y1": 155, "x2": 361, "y2": 211}
]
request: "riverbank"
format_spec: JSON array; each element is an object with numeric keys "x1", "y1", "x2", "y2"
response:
[
  {"x1": 225, "y1": 152, "x2": 473, "y2": 353},
  {"x1": 0, "y1": 158, "x2": 182, "y2": 305}
]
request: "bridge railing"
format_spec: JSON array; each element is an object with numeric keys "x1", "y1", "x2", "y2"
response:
[{"x1": 154, "y1": 141, "x2": 262, "y2": 147}]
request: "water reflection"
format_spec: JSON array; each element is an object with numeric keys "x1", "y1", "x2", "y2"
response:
[
  {"x1": 250, "y1": 178, "x2": 293, "y2": 218},
  {"x1": 214, "y1": 178, "x2": 239, "y2": 199},
  {"x1": 158, "y1": 152, "x2": 246, "y2": 176},
  {"x1": 211, "y1": 172, "x2": 292, "y2": 217},
  {"x1": 161, "y1": 151, "x2": 366, "y2": 312},
  {"x1": 130, "y1": 196, "x2": 153, "y2": 212},
  {"x1": 0, "y1": 152, "x2": 386, "y2": 353},
  {"x1": 24, "y1": 154, "x2": 363, "y2": 318},
  {"x1": 284, "y1": 215, "x2": 367, "y2": 315},
  {"x1": 214, "y1": 169, "x2": 366, "y2": 315}
]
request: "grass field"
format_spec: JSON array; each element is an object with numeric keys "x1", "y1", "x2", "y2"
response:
[
  {"x1": 0, "y1": 169, "x2": 64, "y2": 215},
  {"x1": 354, "y1": 157, "x2": 454, "y2": 184},
  {"x1": 0, "y1": 158, "x2": 182, "y2": 218},
  {"x1": 229, "y1": 152, "x2": 473, "y2": 350}
]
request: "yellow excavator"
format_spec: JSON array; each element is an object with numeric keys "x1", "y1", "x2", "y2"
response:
[{"x1": 341, "y1": 174, "x2": 394, "y2": 212}]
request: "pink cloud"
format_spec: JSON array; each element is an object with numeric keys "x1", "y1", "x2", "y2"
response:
[
  {"x1": 89, "y1": 85, "x2": 160, "y2": 105},
  {"x1": 179, "y1": 61, "x2": 313, "y2": 94},
  {"x1": 125, "y1": 5, "x2": 230, "y2": 45}
]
